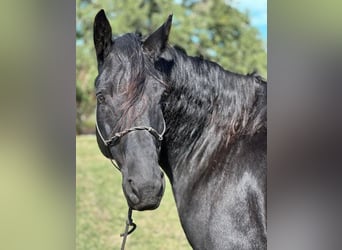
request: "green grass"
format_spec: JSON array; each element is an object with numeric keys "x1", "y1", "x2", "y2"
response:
[{"x1": 76, "y1": 135, "x2": 191, "y2": 250}]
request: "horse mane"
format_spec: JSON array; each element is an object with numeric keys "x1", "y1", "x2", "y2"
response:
[{"x1": 160, "y1": 45, "x2": 267, "y2": 145}]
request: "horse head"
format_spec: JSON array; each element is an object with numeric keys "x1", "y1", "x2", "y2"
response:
[{"x1": 93, "y1": 10, "x2": 172, "y2": 211}]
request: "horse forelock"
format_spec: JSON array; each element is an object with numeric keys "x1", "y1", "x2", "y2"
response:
[{"x1": 109, "y1": 33, "x2": 167, "y2": 131}]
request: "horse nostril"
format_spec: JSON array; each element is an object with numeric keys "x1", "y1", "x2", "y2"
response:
[
  {"x1": 126, "y1": 178, "x2": 140, "y2": 205},
  {"x1": 127, "y1": 178, "x2": 140, "y2": 201},
  {"x1": 128, "y1": 179, "x2": 137, "y2": 193},
  {"x1": 160, "y1": 172, "x2": 164, "y2": 179}
]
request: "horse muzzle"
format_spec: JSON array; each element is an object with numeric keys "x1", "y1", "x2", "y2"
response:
[{"x1": 123, "y1": 172, "x2": 165, "y2": 211}]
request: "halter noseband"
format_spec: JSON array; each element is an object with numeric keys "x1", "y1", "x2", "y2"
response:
[
  {"x1": 95, "y1": 110, "x2": 166, "y2": 170},
  {"x1": 96, "y1": 120, "x2": 166, "y2": 148}
]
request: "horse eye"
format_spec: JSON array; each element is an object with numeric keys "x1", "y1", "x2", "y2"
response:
[{"x1": 96, "y1": 93, "x2": 105, "y2": 103}]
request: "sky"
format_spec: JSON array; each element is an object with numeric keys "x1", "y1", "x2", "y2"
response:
[{"x1": 230, "y1": 0, "x2": 267, "y2": 42}]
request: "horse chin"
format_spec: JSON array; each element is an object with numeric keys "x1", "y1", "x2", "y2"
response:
[{"x1": 132, "y1": 198, "x2": 162, "y2": 211}]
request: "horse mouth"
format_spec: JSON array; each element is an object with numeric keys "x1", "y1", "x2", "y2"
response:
[{"x1": 134, "y1": 200, "x2": 161, "y2": 211}]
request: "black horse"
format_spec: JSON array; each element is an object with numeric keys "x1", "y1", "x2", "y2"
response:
[{"x1": 94, "y1": 10, "x2": 266, "y2": 250}]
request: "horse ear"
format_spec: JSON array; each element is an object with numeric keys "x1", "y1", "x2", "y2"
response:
[
  {"x1": 143, "y1": 14, "x2": 173, "y2": 56},
  {"x1": 93, "y1": 9, "x2": 112, "y2": 64}
]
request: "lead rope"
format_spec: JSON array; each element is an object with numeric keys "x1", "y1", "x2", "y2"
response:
[
  {"x1": 120, "y1": 207, "x2": 137, "y2": 250},
  {"x1": 109, "y1": 159, "x2": 136, "y2": 250}
]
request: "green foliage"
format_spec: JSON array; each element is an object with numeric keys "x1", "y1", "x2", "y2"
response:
[
  {"x1": 76, "y1": 0, "x2": 267, "y2": 133},
  {"x1": 77, "y1": 135, "x2": 191, "y2": 249}
]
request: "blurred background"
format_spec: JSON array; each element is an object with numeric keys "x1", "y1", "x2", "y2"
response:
[
  {"x1": 76, "y1": 0, "x2": 267, "y2": 134},
  {"x1": 2, "y1": 0, "x2": 342, "y2": 250}
]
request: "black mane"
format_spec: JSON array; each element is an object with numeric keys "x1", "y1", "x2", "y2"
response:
[{"x1": 159, "y1": 45, "x2": 267, "y2": 146}]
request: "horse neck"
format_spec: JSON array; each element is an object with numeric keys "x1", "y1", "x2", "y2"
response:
[{"x1": 160, "y1": 49, "x2": 266, "y2": 194}]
